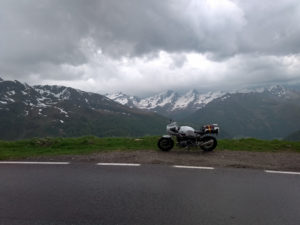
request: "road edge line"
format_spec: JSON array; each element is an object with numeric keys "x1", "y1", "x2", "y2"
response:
[
  {"x1": 265, "y1": 170, "x2": 300, "y2": 175},
  {"x1": 173, "y1": 165, "x2": 214, "y2": 170},
  {"x1": 0, "y1": 161, "x2": 70, "y2": 165},
  {"x1": 97, "y1": 163, "x2": 141, "y2": 166}
]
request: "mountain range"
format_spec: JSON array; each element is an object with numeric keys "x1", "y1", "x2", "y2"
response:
[
  {"x1": 106, "y1": 89, "x2": 226, "y2": 118},
  {"x1": 1, "y1": 76, "x2": 300, "y2": 140},
  {"x1": 105, "y1": 87, "x2": 285, "y2": 118},
  {"x1": 0, "y1": 77, "x2": 166, "y2": 140},
  {"x1": 106, "y1": 85, "x2": 300, "y2": 139}
]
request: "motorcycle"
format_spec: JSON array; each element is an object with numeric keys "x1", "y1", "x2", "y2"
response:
[{"x1": 157, "y1": 121, "x2": 219, "y2": 152}]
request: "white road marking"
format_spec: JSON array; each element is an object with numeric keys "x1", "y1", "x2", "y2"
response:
[
  {"x1": 0, "y1": 161, "x2": 70, "y2": 165},
  {"x1": 265, "y1": 170, "x2": 300, "y2": 175},
  {"x1": 173, "y1": 165, "x2": 214, "y2": 170},
  {"x1": 97, "y1": 163, "x2": 141, "y2": 166}
]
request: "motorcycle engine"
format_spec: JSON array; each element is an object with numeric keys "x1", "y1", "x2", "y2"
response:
[
  {"x1": 178, "y1": 139, "x2": 196, "y2": 148},
  {"x1": 178, "y1": 141, "x2": 188, "y2": 147}
]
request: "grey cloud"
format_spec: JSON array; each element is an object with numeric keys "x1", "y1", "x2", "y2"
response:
[
  {"x1": 1, "y1": 0, "x2": 300, "y2": 94},
  {"x1": 235, "y1": 0, "x2": 300, "y2": 56},
  {"x1": 0, "y1": 0, "x2": 89, "y2": 78},
  {"x1": 2, "y1": 0, "x2": 300, "y2": 65},
  {"x1": 0, "y1": 0, "x2": 244, "y2": 67},
  {"x1": 169, "y1": 54, "x2": 187, "y2": 69}
]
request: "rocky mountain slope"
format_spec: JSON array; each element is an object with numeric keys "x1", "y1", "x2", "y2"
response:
[
  {"x1": 106, "y1": 85, "x2": 300, "y2": 139},
  {"x1": 106, "y1": 86, "x2": 292, "y2": 116},
  {"x1": 0, "y1": 78, "x2": 167, "y2": 140},
  {"x1": 186, "y1": 86, "x2": 300, "y2": 139},
  {"x1": 106, "y1": 89, "x2": 227, "y2": 118},
  {"x1": 2, "y1": 76, "x2": 299, "y2": 140}
]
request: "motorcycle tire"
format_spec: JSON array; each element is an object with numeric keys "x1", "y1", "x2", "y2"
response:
[
  {"x1": 158, "y1": 137, "x2": 174, "y2": 152},
  {"x1": 200, "y1": 136, "x2": 217, "y2": 152}
]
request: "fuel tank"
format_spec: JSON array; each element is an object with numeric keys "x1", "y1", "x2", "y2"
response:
[{"x1": 178, "y1": 126, "x2": 195, "y2": 137}]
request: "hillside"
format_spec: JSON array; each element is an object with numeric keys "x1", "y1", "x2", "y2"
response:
[
  {"x1": 285, "y1": 130, "x2": 300, "y2": 141},
  {"x1": 107, "y1": 85, "x2": 300, "y2": 139},
  {"x1": 0, "y1": 78, "x2": 167, "y2": 140},
  {"x1": 185, "y1": 90, "x2": 300, "y2": 139}
]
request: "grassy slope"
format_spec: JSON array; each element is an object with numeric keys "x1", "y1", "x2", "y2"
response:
[{"x1": 0, "y1": 136, "x2": 300, "y2": 160}]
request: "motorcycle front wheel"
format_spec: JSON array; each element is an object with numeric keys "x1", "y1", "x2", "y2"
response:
[
  {"x1": 200, "y1": 136, "x2": 217, "y2": 152},
  {"x1": 157, "y1": 138, "x2": 174, "y2": 152}
]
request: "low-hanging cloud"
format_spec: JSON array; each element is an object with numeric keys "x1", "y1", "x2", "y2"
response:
[{"x1": 1, "y1": 0, "x2": 300, "y2": 95}]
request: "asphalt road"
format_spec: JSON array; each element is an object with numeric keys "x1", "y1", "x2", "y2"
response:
[{"x1": 0, "y1": 163, "x2": 299, "y2": 225}]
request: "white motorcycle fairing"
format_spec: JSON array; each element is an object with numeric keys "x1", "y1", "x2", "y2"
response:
[{"x1": 178, "y1": 126, "x2": 195, "y2": 137}]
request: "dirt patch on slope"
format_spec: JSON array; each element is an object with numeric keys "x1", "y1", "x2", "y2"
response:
[{"x1": 27, "y1": 149, "x2": 300, "y2": 171}]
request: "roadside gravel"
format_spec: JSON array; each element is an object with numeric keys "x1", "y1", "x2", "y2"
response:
[{"x1": 26, "y1": 149, "x2": 300, "y2": 171}]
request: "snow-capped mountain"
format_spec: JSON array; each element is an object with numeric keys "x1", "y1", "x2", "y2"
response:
[
  {"x1": 105, "y1": 92, "x2": 140, "y2": 108},
  {"x1": 2, "y1": 76, "x2": 300, "y2": 140},
  {"x1": 106, "y1": 89, "x2": 227, "y2": 116},
  {"x1": 0, "y1": 77, "x2": 166, "y2": 140},
  {"x1": 186, "y1": 84, "x2": 300, "y2": 139},
  {"x1": 105, "y1": 85, "x2": 292, "y2": 117}
]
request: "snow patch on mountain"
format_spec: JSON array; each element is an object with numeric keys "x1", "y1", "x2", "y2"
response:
[
  {"x1": 0, "y1": 79, "x2": 97, "y2": 119},
  {"x1": 173, "y1": 90, "x2": 198, "y2": 110},
  {"x1": 105, "y1": 92, "x2": 140, "y2": 106},
  {"x1": 195, "y1": 91, "x2": 226, "y2": 106},
  {"x1": 267, "y1": 85, "x2": 287, "y2": 97},
  {"x1": 137, "y1": 91, "x2": 177, "y2": 109},
  {"x1": 105, "y1": 85, "x2": 291, "y2": 114},
  {"x1": 7, "y1": 90, "x2": 16, "y2": 96},
  {"x1": 34, "y1": 86, "x2": 71, "y2": 100}
]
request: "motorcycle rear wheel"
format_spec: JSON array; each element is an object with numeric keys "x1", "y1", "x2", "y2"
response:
[
  {"x1": 158, "y1": 138, "x2": 174, "y2": 151},
  {"x1": 200, "y1": 136, "x2": 217, "y2": 152}
]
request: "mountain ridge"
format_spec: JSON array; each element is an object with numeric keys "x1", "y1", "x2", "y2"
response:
[
  {"x1": 186, "y1": 89, "x2": 300, "y2": 139},
  {"x1": 0, "y1": 78, "x2": 167, "y2": 140},
  {"x1": 105, "y1": 85, "x2": 293, "y2": 117},
  {"x1": 2, "y1": 77, "x2": 300, "y2": 140},
  {"x1": 106, "y1": 85, "x2": 300, "y2": 139}
]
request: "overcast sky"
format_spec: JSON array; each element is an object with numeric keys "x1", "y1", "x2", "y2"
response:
[{"x1": 1, "y1": 0, "x2": 300, "y2": 96}]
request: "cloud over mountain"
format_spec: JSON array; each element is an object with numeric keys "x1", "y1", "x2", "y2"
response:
[{"x1": 1, "y1": 0, "x2": 300, "y2": 95}]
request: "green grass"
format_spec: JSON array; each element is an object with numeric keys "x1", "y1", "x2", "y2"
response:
[
  {"x1": 0, "y1": 136, "x2": 299, "y2": 160},
  {"x1": 0, "y1": 136, "x2": 159, "y2": 160},
  {"x1": 217, "y1": 138, "x2": 300, "y2": 152}
]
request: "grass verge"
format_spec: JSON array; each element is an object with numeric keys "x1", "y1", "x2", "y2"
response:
[
  {"x1": 0, "y1": 136, "x2": 299, "y2": 160},
  {"x1": 0, "y1": 136, "x2": 158, "y2": 160},
  {"x1": 217, "y1": 138, "x2": 300, "y2": 152}
]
